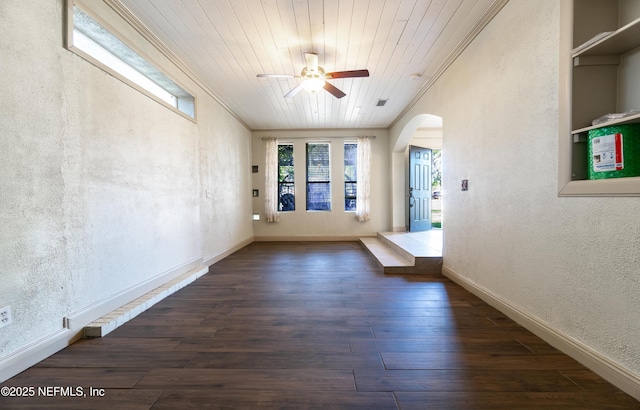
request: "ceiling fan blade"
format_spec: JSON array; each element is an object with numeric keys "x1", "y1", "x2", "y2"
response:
[
  {"x1": 257, "y1": 74, "x2": 296, "y2": 78},
  {"x1": 325, "y1": 69, "x2": 370, "y2": 79},
  {"x1": 323, "y1": 81, "x2": 346, "y2": 99},
  {"x1": 284, "y1": 83, "x2": 305, "y2": 98},
  {"x1": 305, "y1": 53, "x2": 319, "y2": 72}
]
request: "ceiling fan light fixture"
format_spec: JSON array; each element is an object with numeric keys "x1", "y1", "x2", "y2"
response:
[
  {"x1": 258, "y1": 52, "x2": 367, "y2": 99},
  {"x1": 303, "y1": 78, "x2": 325, "y2": 92}
]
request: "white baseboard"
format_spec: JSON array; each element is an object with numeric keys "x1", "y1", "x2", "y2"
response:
[
  {"x1": 442, "y1": 265, "x2": 640, "y2": 401},
  {"x1": 254, "y1": 234, "x2": 376, "y2": 242},
  {"x1": 0, "y1": 256, "x2": 204, "y2": 383},
  {"x1": 65, "y1": 257, "x2": 203, "y2": 332},
  {"x1": 0, "y1": 328, "x2": 78, "y2": 383},
  {"x1": 202, "y1": 237, "x2": 254, "y2": 266}
]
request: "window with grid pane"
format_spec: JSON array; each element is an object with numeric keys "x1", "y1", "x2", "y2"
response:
[
  {"x1": 306, "y1": 143, "x2": 331, "y2": 211},
  {"x1": 344, "y1": 143, "x2": 357, "y2": 211},
  {"x1": 278, "y1": 144, "x2": 295, "y2": 211}
]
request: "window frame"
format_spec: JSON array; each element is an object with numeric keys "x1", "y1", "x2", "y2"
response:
[
  {"x1": 344, "y1": 142, "x2": 358, "y2": 212},
  {"x1": 306, "y1": 142, "x2": 332, "y2": 212},
  {"x1": 277, "y1": 143, "x2": 295, "y2": 212},
  {"x1": 64, "y1": 0, "x2": 196, "y2": 121}
]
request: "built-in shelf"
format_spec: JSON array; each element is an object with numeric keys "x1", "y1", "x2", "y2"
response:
[
  {"x1": 559, "y1": 0, "x2": 640, "y2": 196},
  {"x1": 572, "y1": 16, "x2": 640, "y2": 58},
  {"x1": 572, "y1": 112, "x2": 640, "y2": 135},
  {"x1": 557, "y1": 176, "x2": 640, "y2": 197}
]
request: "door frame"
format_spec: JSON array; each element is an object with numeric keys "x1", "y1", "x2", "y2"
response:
[{"x1": 408, "y1": 145, "x2": 432, "y2": 232}]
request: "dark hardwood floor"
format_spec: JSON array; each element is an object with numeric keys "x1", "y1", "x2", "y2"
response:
[{"x1": 2, "y1": 241, "x2": 639, "y2": 409}]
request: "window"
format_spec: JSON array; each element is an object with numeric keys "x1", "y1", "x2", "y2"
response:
[
  {"x1": 278, "y1": 144, "x2": 295, "y2": 211},
  {"x1": 65, "y1": 1, "x2": 195, "y2": 120},
  {"x1": 344, "y1": 143, "x2": 357, "y2": 211},
  {"x1": 306, "y1": 143, "x2": 331, "y2": 211}
]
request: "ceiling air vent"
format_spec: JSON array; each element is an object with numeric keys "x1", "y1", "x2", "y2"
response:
[{"x1": 376, "y1": 99, "x2": 387, "y2": 107}]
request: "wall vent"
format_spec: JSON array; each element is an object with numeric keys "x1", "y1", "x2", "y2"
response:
[{"x1": 376, "y1": 99, "x2": 387, "y2": 107}]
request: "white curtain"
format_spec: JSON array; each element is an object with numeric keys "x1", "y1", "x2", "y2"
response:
[
  {"x1": 264, "y1": 137, "x2": 279, "y2": 222},
  {"x1": 355, "y1": 136, "x2": 372, "y2": 222}
]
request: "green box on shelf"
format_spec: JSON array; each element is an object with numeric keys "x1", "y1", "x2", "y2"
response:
[{"x1": 587, "y1": 124, "x2": 640, "y2": 180}]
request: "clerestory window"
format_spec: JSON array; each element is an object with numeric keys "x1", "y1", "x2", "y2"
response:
[{"x1": 65, "y1": 1, "x2": 195, "y2": 120}]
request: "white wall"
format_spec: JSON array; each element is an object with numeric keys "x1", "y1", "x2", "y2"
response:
[
  {"x1": 410, "y1": 128, "x2": 443, "y2": 150},
  {"x1": 199, "y1": 97, "x2": 253, "y2": 263},
  {"x1": 0, "y1": 0, "x2": 252, "y2": 372},
  {"x1": 392, "y1": 0, "x2": 640, "y2": 394},
  {"x1": 251, "y1": 130, "x2": 390, "y2": 239}
]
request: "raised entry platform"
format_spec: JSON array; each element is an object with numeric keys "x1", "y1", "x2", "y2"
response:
[{"x1": 360, "y1": 230, "x2": 443, "y2": 274}]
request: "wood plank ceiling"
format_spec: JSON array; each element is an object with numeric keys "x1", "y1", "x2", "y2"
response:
[{"x1": 116, "y1": 0, "x2": 507, "y2": 130}]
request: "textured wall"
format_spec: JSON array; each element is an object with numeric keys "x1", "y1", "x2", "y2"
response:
[
  {"x1": 199, "y1": 97, "x2": 253, "y2": 260},
  {"x1": 0, "y1": 0, "x2": 252, "y2": 359},
  {"x1": 251, "y1": 130, "x2": 391, "y2": 238},
  {"x1": 392, "y1": 0, "x2": 640, "y2": 377}
]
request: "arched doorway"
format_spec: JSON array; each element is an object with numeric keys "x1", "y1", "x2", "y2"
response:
[{"x1": 392, "y1": 114, "x2": 443, "y2": 232}]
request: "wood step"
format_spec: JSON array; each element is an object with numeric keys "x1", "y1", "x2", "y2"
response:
[
  {"x1": 360, "y1": 237, "x2": 413, "y2": 269},
  {"x1": 360, "y1": 234, "x2": 442, "y2": 275}
]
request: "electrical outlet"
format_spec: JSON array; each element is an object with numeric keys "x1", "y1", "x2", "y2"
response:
[{"x1": 0, "y1": 306, "x2": 12, "y2": 329}]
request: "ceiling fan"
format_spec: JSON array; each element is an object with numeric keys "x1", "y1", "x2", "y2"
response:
[{"x1": 257, "y1": 53, "x2": 369, "y2": 99}]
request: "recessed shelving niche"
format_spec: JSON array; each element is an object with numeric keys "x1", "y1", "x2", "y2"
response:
[{"x1": 559, "y1": 0, "x2": 640, "y2": 196}]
